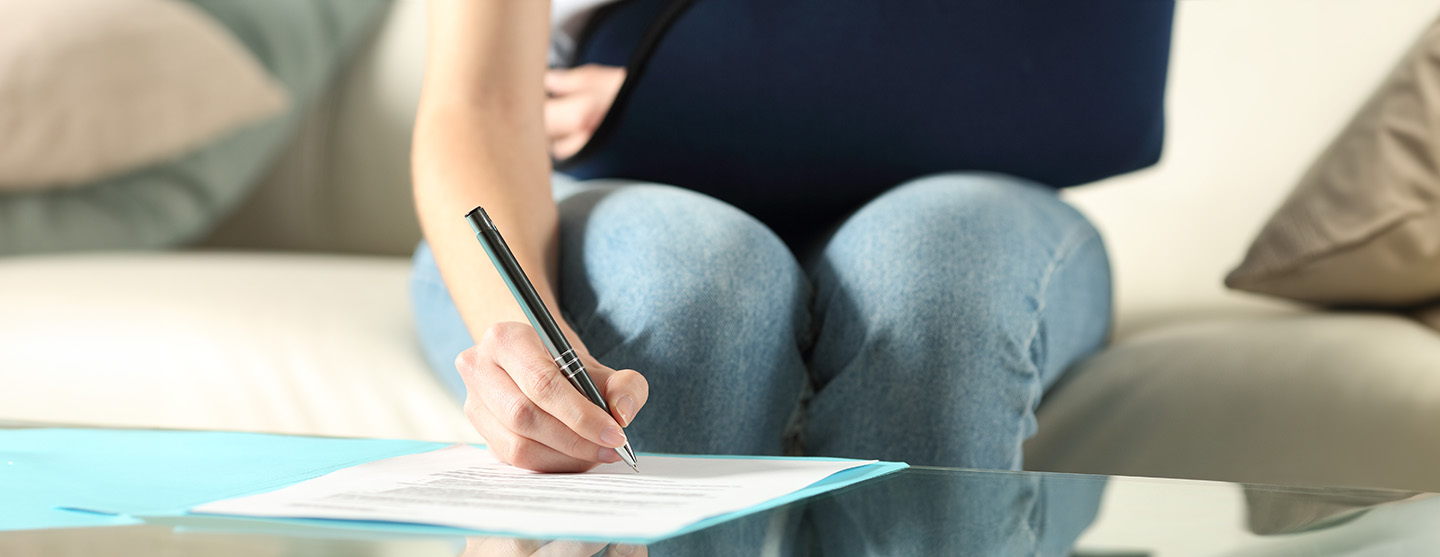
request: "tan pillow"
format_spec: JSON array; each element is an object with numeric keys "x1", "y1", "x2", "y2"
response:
[
  {"x1": 1226, "y1": 17, "x2": 1440, "y2": 306},
  {"x1": 0, "y1": 0, "x2": 288, "y2": 191}
]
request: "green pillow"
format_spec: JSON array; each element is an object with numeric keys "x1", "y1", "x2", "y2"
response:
[{"x1": 0, "y1": 0, "x2": 389, "y2": 256}]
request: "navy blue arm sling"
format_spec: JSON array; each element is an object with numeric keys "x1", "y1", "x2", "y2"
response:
[{"x1": 558, "y1": 0, "x2": 1175, "y2": 234}]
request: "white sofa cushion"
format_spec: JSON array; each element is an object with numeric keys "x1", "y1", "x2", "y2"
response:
[
  {"x1": 0, "y1": 253, "x2": 479, "y2": 443},
  {"x1": 1027, "y1": 313, "x2": 1440, "y2": 493}
]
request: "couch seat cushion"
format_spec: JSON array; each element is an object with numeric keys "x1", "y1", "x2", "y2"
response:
[
  {"x1": 0, "y1": 252, "x2": 478, "y2": 443},
  {"x1": 1027, "y1": 312, "x2": 1440, "y2": 493}
]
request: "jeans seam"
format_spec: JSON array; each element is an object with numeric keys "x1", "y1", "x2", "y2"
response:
[
  {"x1": 1018, "y1": 219, "x2": 1102, "y2": 447},
  {"x1": 1023, "y1": 220, "x2": 1100, "y2": 366}
]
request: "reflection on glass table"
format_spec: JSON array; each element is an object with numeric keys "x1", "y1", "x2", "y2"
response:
[{"x1": 2, "y1": 461, "x2": 1434, "y2": 557}]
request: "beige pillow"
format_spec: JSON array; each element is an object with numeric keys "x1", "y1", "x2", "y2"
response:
[
  {"x1": 1226, "y1": 17, "x2": 1440, "y2": 306},
  {"x1": 0, "y1": 0, "x2": 288, "y2": 191}
]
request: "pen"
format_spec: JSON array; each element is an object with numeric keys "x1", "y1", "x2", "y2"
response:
[{"x1": 465, "y1": 206, "x2": 640, "y2": 473}]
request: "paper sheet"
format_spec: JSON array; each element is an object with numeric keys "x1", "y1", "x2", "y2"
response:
[{"x1": 194, "y1": 445, "x2": 878, "y2": 540}]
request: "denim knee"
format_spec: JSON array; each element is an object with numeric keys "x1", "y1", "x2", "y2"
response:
[
  {"x1": 804, "y1": 172, "x2": 1112, "y2": 466},
  {"x1": 812, "y1": 173, "x2": 1100, "y2": 369},
  {"x1": 558, "y1": 184, "x2": 810, "y2": 454}
]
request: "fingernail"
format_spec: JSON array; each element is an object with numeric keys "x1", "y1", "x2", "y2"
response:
[
  {"x1": 611, "y1": 544, "x2": 638, "y2": 556},
  {"x1": 616, "y1": 396, "x2": 636, "y2": 427},
  {"x1": 598, "y1": 448, "x2": 621, "y2": 463},
  {"x1": 600, "y1": 426, "x2": 626, "y2": 447}
]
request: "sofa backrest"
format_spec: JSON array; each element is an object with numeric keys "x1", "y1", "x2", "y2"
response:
[{"x1": 203, "y1": 0, "x2": 427, "y2": 256}]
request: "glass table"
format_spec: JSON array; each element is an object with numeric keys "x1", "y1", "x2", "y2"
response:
[{"x1": 3, "y1": 422, "x2": 1433, "y2": 556}]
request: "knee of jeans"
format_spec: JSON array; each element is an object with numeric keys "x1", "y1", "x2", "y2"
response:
[
  {"x1": 569, "y1": 185, "x2": 806, "y2": 343},
  {"x1": 819, "y1": 172, "x2": 1102, "y2": 345}
]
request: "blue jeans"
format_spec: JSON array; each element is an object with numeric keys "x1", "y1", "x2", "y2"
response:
[{"x1": 409, "y1": 172, "x2": 1111, "y2": 470}]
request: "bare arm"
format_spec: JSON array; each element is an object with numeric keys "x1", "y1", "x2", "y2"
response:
[
  {"x1": 413, "y1": 0, "x2": 647, "y2": 473},
  {"x1": 414, "y1": 0, "x2": 555, "y2": 328}
]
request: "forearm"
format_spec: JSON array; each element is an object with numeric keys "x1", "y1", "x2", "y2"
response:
[
  {"x1": 413, "y1": 0, "x2": 561, "y2": 343},
  {"x1": 413, "y1": 110, "x2": 560, "y2": 338}
]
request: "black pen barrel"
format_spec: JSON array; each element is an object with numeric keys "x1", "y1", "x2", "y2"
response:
[{"x1": 465, "y1": 207, "x2": 610, "y2": 412}]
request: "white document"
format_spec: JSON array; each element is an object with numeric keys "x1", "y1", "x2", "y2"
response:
[{"x1": 193, "y1": 445, "x2": 875, "y2": 540}]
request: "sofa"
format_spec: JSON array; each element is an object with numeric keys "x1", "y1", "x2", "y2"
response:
[{"x1": 3, "y1": 0, "x2": 1439, "y2": 494}]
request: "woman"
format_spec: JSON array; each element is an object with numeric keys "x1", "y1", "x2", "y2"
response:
[{"x1": 410, "y1": 0, "x2": 1171, "y2": 474}]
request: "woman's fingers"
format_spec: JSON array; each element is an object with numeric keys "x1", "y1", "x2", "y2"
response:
[
  {"x1": 544, "y1": 64, "x2": 624, "y2": 96},
  {"x1": 454, "y1": 324, "x2": 629, "y2": 471},
  {"x1": 543, "y1": 66, "x2": 586, "y2": 96},
  {"x1": 550, "y1": 133, "x2": 590, "y2": 161},
  {"x1": 462, "y1": 536, "x2": 544, "y2": 557},
  {"x1": 473, "y1": 362, "x2": 618, "y2": 464},
  {"x1": 461, "y1": 537, "x2": 617, "y2": 557},
  {"x1": 544, "y1": 94, "x2": 601, "y2": 159},
  {"x1": 586, "y1": 360, "x2": 649, "y2": 428},
  {"x1": 464, "y1": 396, "x2": 607, "y2": 473},
  {"x1": 543, "y1": 64, "x2": 626, "y2": 159},
  {"x1": 544, "y1": 94, "x2": 599, "y2": 141},
  {"x1": 453, "y1": 320, "x2": 643, "y2": 473},
  {"x1": 483, "y1": 323, "x2": 631, "y2": 450},
  {"x1": 463, "y1": 346, "x2": 617, "y2": 464},
  {"x1": 531, "y1": 540, "x2": 612, "y2": 557}
]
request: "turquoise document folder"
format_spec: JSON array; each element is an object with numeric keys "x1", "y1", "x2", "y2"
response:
[
  {"x1": 1, "y1": 428, "x2": 906, "y2": 542},
  {"x1": 1, "y1": 428, "x2": 443, "y2": 531}
]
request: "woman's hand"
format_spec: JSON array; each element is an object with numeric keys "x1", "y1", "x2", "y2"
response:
[
  {"x1": 545, "y1": 64, "x2": 626, "y2": 160},
  {"x1": 457, "y1": 321, "x2": 649, "y2": 473},
  {"x1": 461, "y1": 537, "x2": 646, "y2": 557}
]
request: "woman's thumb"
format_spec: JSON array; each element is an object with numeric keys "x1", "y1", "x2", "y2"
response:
[{"x1": 592, "y1": 362, "x2": 648, "y2": 428}]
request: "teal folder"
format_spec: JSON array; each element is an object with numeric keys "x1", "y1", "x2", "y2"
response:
[
  {"x1": 0, "y1": 429, "x2": 443, "y2": 531},
  {"x1": 1, "y1": 428, "x2": 906, "y2": 543}
]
